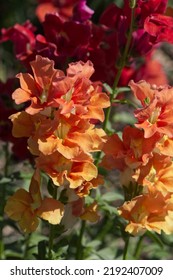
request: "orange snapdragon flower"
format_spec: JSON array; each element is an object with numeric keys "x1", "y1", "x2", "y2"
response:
[
  {"x1": 155, "y1": 135, "x2": 173, "y2": 157},
  {"x1": 102, "y1": 126, "x2": 159, "y2": 171},
  {"x1": 133, "y1": 153, "x2": 173, "y2": 195},
  {"x1": 80, "y1": 202, "x2": 100, "y2": 223},
  {"x1": 12, "y1": 56, "x2": 110, "y2": 121},
  {"x1": 118, "y1": 190, "x2": 173, "y2": 235},
  {"x1": 36, "y1": 151, "x2": 97, "y2": 189},
  {"x1": 36, "y1": 112, "x2": 106, "y2": 158},
  {"x1": 10, "y1": 110, "x2": 106, "y2": 158},
  {"x1": 8, "y1": 55, "x2": 109, "y2": 233},
  {"x1": 129, "y1": 80, "x2": 173, "y2": 138},
  {"x1": 62, "y1": 197, "x2": 100, "y2": 230},
  {"x1": 12, "y1": 55, "x2": 65, "y2": 115},
  {"x1": 4, "y1": 170, "x2": 64, "y2": 233}
]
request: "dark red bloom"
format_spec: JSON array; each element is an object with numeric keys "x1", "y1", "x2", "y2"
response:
[
  {"x1": 144, "y1": 13, "x2": 173, "y2": 44},
  {"x1": 53, "y1": 0, "x2": 79, "y2": 8},
  {"x1": 43, "y1": 13, "x2": 91, "y2": 56},
  {"x1": 135, "y1": 0, "x2": 168, "y2": 26},
  {"x1": 0, "y1": 21, "x2": 36, "y2": 58},
  {"x1": 72, "y1": 0, "x2": 94, "y2": 22}
]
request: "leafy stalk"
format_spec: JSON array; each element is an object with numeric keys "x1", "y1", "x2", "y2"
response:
[
  {"x1": 48, "y1": 185, "x2": 57, "y2": 259},
  {"x1": 76, "y1": 2, "x2": 136, "y2": 260},
  {"x1": 76, "y1": 220, "x2": 86, "y2": 260},
  {"x1": 0, "y1": 142, "x2": 10, "y2": 260},
  {"x1": 95, "y1": 4, "x2": 135, "y2": 165},
  {"x1": 133, "y1": 235, "x2": 145, "y2": 259},
  {"x1": 123, "y1": 236, "x2": 130, "y2": 260}
]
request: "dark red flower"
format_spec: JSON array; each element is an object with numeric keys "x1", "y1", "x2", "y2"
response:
[
  {"x1": 0, "y1": 21, "x2": 36, "y2": 58},
  {"x1": 135, "y1": 0, "x2": 168, "y2": 26},
  {"x1": 72, "y1": 0, "x2": 94, "y2": 22},
  {"x1": 43, "y1": 13, "x2": 91, "y2": 56},
  {"x1": 53, "y1": 0, "x2": 79, "y2": 8},
  {"x1": 144, "y1": 13, "x2": 173, "y2": 44}
]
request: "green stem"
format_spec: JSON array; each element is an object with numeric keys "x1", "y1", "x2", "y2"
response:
[
  {"x1": 0, "y1": 142, "x2": 10, "y2": 260},
  {"x1": 76, "y1": 220, "x2": 86, "y2": 260},
  {"x1": 133, "y1": 235, "x2": 144, "y2": 259},
  {"x1": 95, "y1": 6, "x2": 135, "y2": 165},
  {"x1": 23, "y1": 234, "x2": 31, "y2": 260},
  {"x1": 4, "y1": 142, "x2": 10, "y2": 178},
  {"x1": 48, "y1": 185, "x2": 57, "y2": 259},
  {"x1": 105, "y1": 6, "x2": 135, "y2": 123},
  {"x1": 123, "y1": 236, "x2": 130, "y2": 260},
  {"x1": 95, "y1": 216, "x2": 113, "y2": 241}
]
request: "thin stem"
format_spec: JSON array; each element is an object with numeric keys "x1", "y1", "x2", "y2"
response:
[
  {"x1": 95, "y1": 216, "x2": 113, "y2": 241},
  {"x1": 95, "y1": 6, "x2": 135, "y2": 165},
  {"x1": 133, "y1": 235, "x2": 144, "y2": 259},
  {"x1": 76, "y1": 220, "x2": 86, "y2": 260},
  {"x1": 105, "y1": 6, "x2": 135, "y2": 124},
  {"x1": 48, "y1": 185, "x2": 57, "y2": 259},
  {"x1": 0, "y1": 142, "x2": 10, "y2": 260},
  {"x1": 23, "y1": 234, "x2": 31, "y2": 260},
  {"x1": 4, "y1": 142, "x2": 10, "y2": 178},
  {"x1": 123, "y1": 236, "x2": 130, "y2": 260}
]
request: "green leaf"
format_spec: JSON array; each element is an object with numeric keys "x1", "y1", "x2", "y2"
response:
[
  {"x1": 95, "y1": 247, "x2": 116, "y2": 260},
  {"x1": 0, "y1": 177, "x2": 11, "y2": 185},
  {"x1": 87, "y1": 240, "x2": 101, "y2": 249},
  {"x1": 168, "y1": 0, "x2": 173, "y2": 8},
  {"x1": 59, "y1": 189, "x2": 68, "y2": 204},
  {"x1": 146, "y1": 231, "x2": 163, "y2": 248},
  {"x1": 113, "y1": 111, "x2": 136, "y2": 125},
  {"x1": 98, "y1": 166, "x2": 108, "y2": 176},
  {"x1": 117, "y1": 87, "x2": 131, "y2": 93},
  {"x1": 103, "y1": 83, "x2": 113, "y2": 94},
  {"x1": 101, "y1": 202, "x2": 118, "y2": 215},
  {"x1": 47, "y1": 179, "x2": 55, "y2": 196},
  {"x1": 102, "y1": 192, "x2": 123, "y2": 202}
]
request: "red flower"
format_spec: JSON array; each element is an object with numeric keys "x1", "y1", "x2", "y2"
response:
[
  {"x1": 144, "y1": 13, "x2": 173, "y2": 44},
  {"x1": 0, "y1": 21, "x2": 36, "y2": 58},
  {"x1": 43, "y1": 13, "x2": 91, "y2": 57}
]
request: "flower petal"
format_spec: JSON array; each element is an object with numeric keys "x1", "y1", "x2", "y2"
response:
[{"x1": 38, "y1": 198, "x2": 64, "y2": 224}]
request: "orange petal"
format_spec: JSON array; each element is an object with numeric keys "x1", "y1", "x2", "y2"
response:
[
  {"x1": 67, "y1": 60, "x2": 94, "y2": 79},
  {"x1": 71, "y1": 162, "x2": 97, "y2": 181},
  {"x1": 18, "y1": 211, "x2": 39, "y2": 233},
  {"x1": 9, "y1": 111, "x2": 34, "y2": 137},
  {"x1": 37, "y1": 198, "x2": 64, "y2": 224},
  {"x1": 30, "y1": 55, "x2": 56, "y2": 89},
  {"x1": 80, "y1": 202, "x2": 100, "y2": 222},
  {"x1": 129, "y1": 80, "x2": 155, "y2": 106},
  {"x1": 29, "y1": 169, "x2": 42, "y2": 210},
  {"x1": 17, "y1": 73, "x2": 38, "y2": 93},
  {"x1": 12, "y1": 88, "x2": 30, "y2": 104},
  {"x1": 4, "y1": 189, "x2": 32, "y2": 221}
]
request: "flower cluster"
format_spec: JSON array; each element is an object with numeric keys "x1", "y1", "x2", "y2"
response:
[
  {"x1": 5, "y1": 55, "x2": 109, "y2": 233},
  {"x1": 0, "y1": 0, "x2": 171, "y2": 86},
  {"x1": 102, "y1": 80, "x2": 173, "y2": 235}
]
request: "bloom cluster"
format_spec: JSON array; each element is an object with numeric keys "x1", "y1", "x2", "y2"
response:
[
  {"x1": 0, "y1": 0, "x2": 171, "y2": 86},
  {"x1": 2, "y1": 0, "x2": 173, "y2": 247},
  {"x1": 5, "y1": 55, "x2": 109, "y2": 233},
  {"x1": 0, "y1": 0, "x2": 170, "y2": 153},
  {"x1": 102, "y1": 80, "x2": 173, "y2": 235}
]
